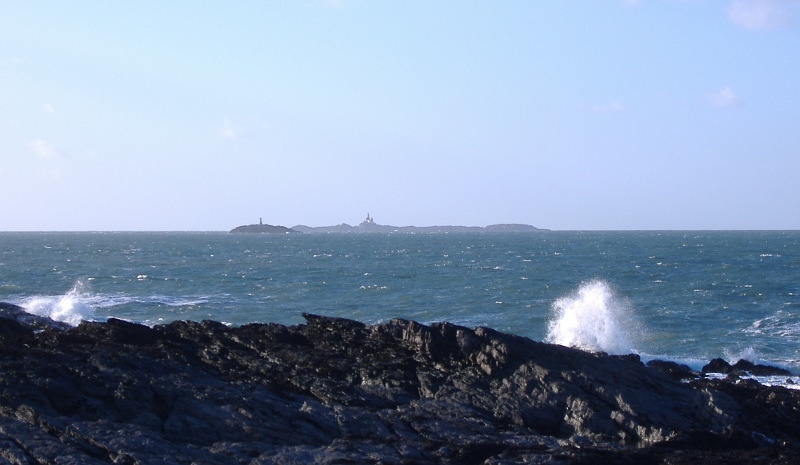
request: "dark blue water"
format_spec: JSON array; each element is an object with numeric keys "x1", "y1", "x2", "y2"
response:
[{"x1": 2, "y1": 231, "x2": 798, "y2": 381}]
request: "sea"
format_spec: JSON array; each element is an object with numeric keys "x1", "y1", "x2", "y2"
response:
[{"x1": 2, "y1": 230, "x2": 799, "y2": 387}]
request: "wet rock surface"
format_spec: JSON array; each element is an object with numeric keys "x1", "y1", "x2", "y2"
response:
[
  {"x1": 702, "y1": 357, "x2": 792, "y2": 377},
  {"x1": 1, "y1": 305, "x2": 799, "y2": 464}
]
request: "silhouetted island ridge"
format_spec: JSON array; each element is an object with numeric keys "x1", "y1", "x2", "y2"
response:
[
  {"x1": 230, "y1": 218, "x2": 299, "y2": 234},
  {"x1": 231, "y1": 214, "x2": 545, "y2": 234}
]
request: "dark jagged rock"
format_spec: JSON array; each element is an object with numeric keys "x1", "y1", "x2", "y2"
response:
[
  {"x1": 0, "y1": 308, "x2": 799, "y2": 464},
  {"x1": 732, "y1": 359, "x2": 793, "y2": 376},
  {"x1": 704, "y1": 357, "x2": 735, "y2": 374},
  {"x1": 703, "y1": 357, "x2": 792, "y2": 377},
  {"x1": 646, "y1": 359, "x2": 700, "y2": 381},
  {"x1": 0, "y1": 302, "x2": 72, "y2": 332}
]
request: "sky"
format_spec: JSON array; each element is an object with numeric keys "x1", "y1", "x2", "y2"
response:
[{"x1": 1, "y1": 0, "x2": 799, "y2": 231}]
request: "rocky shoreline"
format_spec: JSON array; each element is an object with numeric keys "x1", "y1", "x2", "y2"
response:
[{"x1": 1, "y1": 303, "x2": 799, "y2": 464}]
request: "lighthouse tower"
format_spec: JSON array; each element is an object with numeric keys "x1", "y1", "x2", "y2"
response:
[{"x1": 360, "y1": 213, "x2": 377, "y2": 227}]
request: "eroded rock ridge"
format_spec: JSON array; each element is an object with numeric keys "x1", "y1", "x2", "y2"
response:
[{"x1": 0, "y1": 304, "x2": 798, "y2": 464}]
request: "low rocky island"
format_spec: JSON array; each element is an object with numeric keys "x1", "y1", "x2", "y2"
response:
[
  {"x1": 1, "y1": 302, "x2": 798, "y2": 464},
  {"x1": 230, "y1": 219, "x2": 299, "y2": 234},
  {"x1": 233, "y1": 214, "x2": 544, "y2": 234}
]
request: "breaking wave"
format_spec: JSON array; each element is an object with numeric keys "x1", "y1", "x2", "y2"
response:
[
  {"x1": 21, "y1": 281, "x2": 95, "y2": 326},
  {"x1": 545, "y1": 279, "x2": 639, "y2": 355},
  {"x1": 17, "y1": 280, "x2": 211, "y2": 327}
]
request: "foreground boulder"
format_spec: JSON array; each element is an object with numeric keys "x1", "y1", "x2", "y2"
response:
[{"x1": 0, "y1": 309, "x2": 798, "y2": 464}]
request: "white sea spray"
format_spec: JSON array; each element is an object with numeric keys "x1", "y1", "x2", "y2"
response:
[
  {"x1": 545, "y1": 279, "x2": 639, "y2": 355},
  {"x1": 22, "y1": 280, "x2": 94, "y2": 326}
]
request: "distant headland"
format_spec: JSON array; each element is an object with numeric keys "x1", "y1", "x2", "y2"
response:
[
  {"x1": 230, "y1": 214, "x2": 544, "y2": 234},
  {"x1": 229, "y1": 218, "x2": 299, "y2": 234}
]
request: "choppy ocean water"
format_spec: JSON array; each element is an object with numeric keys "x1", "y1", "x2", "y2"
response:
[{"x1": 2, "y1": 231, "x2": 799, "y2": 385}]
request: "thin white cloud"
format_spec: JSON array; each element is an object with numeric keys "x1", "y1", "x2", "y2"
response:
[
  {"x1": 43, "y1": 103, "x2": 56, "y2": 115},
  {"x1": 221, "y1": 119, "x2": 244, "y2": 139},
  {"x1": 706, "y1": 86, "x2": 742, "y2": 108},
  {"x1": 29, "y1": 139, "x2": 66, "y2": 160},
  {"x1": 29, "y1": 139, "x2": 68, "y2": 180},
  {"x1": 728, "y1": 0, "x2": 800, "y2": 30}
]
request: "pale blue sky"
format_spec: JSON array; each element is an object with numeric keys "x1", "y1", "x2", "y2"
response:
[{"x1": 2, "y1": 1, "x2": 799, "y2": 231}]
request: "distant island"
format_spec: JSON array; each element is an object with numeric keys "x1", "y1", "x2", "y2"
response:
[
  {"x1": 230, "y1": 218, "x2": 299, "y2": 234},
  {"x1": 231, "y1": 214, "x2": 543, "y2": 234}
]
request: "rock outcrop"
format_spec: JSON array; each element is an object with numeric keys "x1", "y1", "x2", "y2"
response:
[
  {"x1": 0, "y1": 304, "x2": 798, "y2": 464},
  {"x1": 702, "y1": 357, "x2": 792, "y2": 377}
]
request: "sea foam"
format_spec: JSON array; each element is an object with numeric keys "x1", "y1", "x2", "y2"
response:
[
  {"x1": 21, "y1": 281, "x2": 94, "y2": 326},
  {"x1": 545, "y1": 280, "x2": 638, "y2": 355}
]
